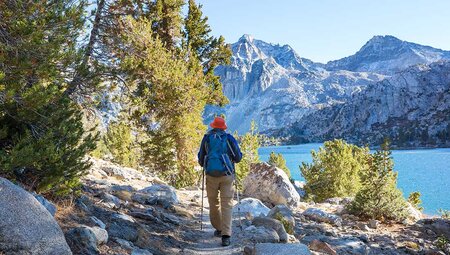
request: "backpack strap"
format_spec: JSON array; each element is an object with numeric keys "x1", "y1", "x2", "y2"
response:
[{"x1": 226, "y1": 139, "x2": 236, "y2": 158}]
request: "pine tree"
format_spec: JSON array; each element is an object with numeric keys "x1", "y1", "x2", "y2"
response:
[
  {"x1": 235, "y1": 121, "x2": 261, "y2": 189},
  {"x1": 141, "y1": 128, "x2": 178, "y2": 182},
  {"x1": 348, "y1": 141, "x2": 409, "y2": 221},
  {"x1": 115, "y1": 17, "x2": 207, "y2": 187},
  {"x1": 105, "y1": 119, "x2": 138, "y2": 168},
  {"x1": 300, "y1": 139, "x2": 371, "y2": 202},
  {"x1": 408, "y1": 191, "x2": 423, "y2": 211},
  {"x1": 0, "y1": 0, "x2": 97, "y2": 195},
  {"x1": 268, "y1": 151, "x2": 291, "y2": 178},
  {"x1": 183, "y1": 0, "x2": 231, "y2": 106},
  {"x1": 152, "y1": 0, "x2": 185, "y2": 49}
]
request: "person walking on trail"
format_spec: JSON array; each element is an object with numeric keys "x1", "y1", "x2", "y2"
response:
[{"x1": 198, "y1": 116, "x2": 242, "y2": 247}]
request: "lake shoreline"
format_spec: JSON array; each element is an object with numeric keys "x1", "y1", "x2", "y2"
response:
[
  {"x1": 261, "y1": 142, "x2": 450, "y2": 151},
  {"x1": 259, "y1": 143, "x2": 450, "y2": 215}
]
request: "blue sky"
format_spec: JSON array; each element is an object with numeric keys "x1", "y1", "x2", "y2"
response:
[{"x1": 196, "y1": 0, "x2": 450, "y2": 63}]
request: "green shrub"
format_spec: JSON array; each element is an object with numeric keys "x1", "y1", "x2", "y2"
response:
[
  {"x1": 274, "y1": 212, "x2": 294, "y2": 235},
  {"x1": 436, "y1": 235, "x2": 449, "y2": 251},
  {"x1": 105, "y1": 120, "x2": 138, "y2": 168},
  {"x1": 408, "y1": 191, "x2": 423, "y2": 211},
  {"x1": 347, "y1": 141, "x2": 408, "y2": 221},
  {"x1": 0, "y1": 0, "x2": 95, "y2": 196},
  {"x1": 300, "y1": 139, "x2": 370, "y2": 202},
  {"x1": 438, "y1": 209, "x2": 450, "y2": 219},
  {"x1": 141, "y1": 129, "x2": 178, "y2": 186},
  {"x1": 0, "y1": 97, "x2": 97, "y2": 196},
  {"x1": 235, "y1": 121, "x2": 261, "y2": 189},
  {"x1": 268, "y1": 151, "x2": 291, "y2": 178},
  {"x1": 91, "y1": 137, "x2": 110, "y2": 159}
]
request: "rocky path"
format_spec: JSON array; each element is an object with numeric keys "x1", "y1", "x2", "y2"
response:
[
  {"x1": 3, "y1": 158, "x2": 448, "y2": 255},
  {"x1": 180, "y1": 191, "x2": 244, "y2": 255}
]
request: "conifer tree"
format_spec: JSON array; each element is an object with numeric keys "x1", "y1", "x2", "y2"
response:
[
  {"x1": 235, "y1": 121, "x2": 261, "y2": 189},
  {"x1": 152, "y1": 0, "x2": 185, "y2": 49},
  {"x1": 105, "y1": 119, "x2": 138, "y2": 168},
  {"x1": 141, "y1": 128, "x2": 177, "y2": 182},
  {"x1": 268, "y1": 151, "x2": 291, "y2": 178},
  {"x1": 183, "y1": 0, "x2": 231, "y2": 106},
  {"x1": 408, "y1": 191, "x2": 423, "y2": 211},
  {"x1": 348, "y1": 141, "x2": 409, "y2": 221},
  {"x1": 115, "y1": 17, "x2": 207, "y2": 187},
  {"x1": 105, "y1": 1, "x2": 231, "y2": 187},
  {"x1": 0, "y1": 0, "x2": 97, "y2": 195},
  {"x1": 300, "y1": 139, "x2": 370, "y2": 202}
]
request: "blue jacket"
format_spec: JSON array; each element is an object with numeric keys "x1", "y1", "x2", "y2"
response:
[{"x1": 198, "y1": 129, "x2": 243, "y2": 170}]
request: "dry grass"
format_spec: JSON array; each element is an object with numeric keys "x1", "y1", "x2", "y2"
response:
[
  {"x1": 54, "y1": 197, "x2": 80, "y2": 229},
  {"x1": 55, "y1": 198, "x2": 75, "y2": 219}
]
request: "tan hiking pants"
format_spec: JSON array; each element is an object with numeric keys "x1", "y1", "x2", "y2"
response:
[{"x1": 206, "y1": 175, "x2": 235, "y2": 236}]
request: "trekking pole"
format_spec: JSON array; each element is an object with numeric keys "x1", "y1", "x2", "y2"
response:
[
  {"x1": 200, "y1": 169, "x2": 205, "y2": 230},
  {"x1": 235, "y1": 180, "x2": 243, "y2": 231}
]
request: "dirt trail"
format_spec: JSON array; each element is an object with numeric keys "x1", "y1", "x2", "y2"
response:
[{"x1": 180, "y1": 191, "x2": 244, "y2": 255}]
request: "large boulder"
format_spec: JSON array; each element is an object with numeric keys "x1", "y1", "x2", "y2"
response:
[
  {"x1": 406, "y1": 202, "x2": 423, "y2": 222},
  {"x1": 0, "y1": 177, "x2": 72, "y2": 255},
  {"x1": 242, "y1": 225, "x2": 280, "y2": 243},
  {"x1": 33, "y1": 194, "x2": 57, "y2": 216},
  {"x1": 419, "y1": 218, "x2": 450, "y2": 239},
  {"x1": 243, "y1": 163, "x2": 300, "y2": 208},
  {"x1": 87, "y1": 158, "x2": 166, "y2": 190},
  {"x1": 90, "y1": 158, "x2": 146, "y2": 181},
  {"x1": 233, "y1": 197, "x2": 270, "y2": 217}
]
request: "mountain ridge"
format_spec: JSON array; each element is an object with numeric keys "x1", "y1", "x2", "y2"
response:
[
  {"x1": 208, "y1": 34, "x2": 450, "y2": 138},
  {"x1": 325, "y1": 35, "x2": 450, "y2": 74},
  {"x1": 270, "y1": 61, "x2": 450, "y2": 147}
]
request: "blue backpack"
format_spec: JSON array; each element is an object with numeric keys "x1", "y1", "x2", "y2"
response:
[{"x1": 204, "y1": 131, "x2": 234, "y2": 177}]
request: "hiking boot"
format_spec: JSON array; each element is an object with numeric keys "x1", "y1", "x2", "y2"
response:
[
  {"x1": 213, "y1": 230, "x2": 221, "y2": 237},
  {"x1": 222, "y1": 235, "x2": 231, "y2": 246}
]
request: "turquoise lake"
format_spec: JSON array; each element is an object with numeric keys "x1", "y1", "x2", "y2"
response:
[{"x1": 259, "y1": 143, "x2": 450, "y2": 215}]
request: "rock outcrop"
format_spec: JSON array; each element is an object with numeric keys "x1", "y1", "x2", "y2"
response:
[
  {"x1": 278, "y1": 61, "x2": 450, "y2": 147},
  {"x1": 243, "y1": 162, "x2": 300, "y2": 207},
  {"x1": 252, "y1": 217, "x2": 288, "y2": 243},
  {"x1": 65, "y1": 226, "x2": 108, "y2": 255},
  {"x1": 206, "y1": 35, "x2": 384, "y2": 134},
  {"x1": 267, "y1": 205, "x2": 295, "y2": 233},
  {"x1": 302, "y1": 208, "x2": 342, "y2": 226},
  {"x1": 419, "y1": 218, "x2": 450, "y2": 239},
  {"x1": 1, "y1": 158, "x2": 444, "y2": 255},
  {"x1": 0, "y1": 177, "x2": 72, "y2": 255},
  {"x1": 233, "y1": 197, "x2": 270, "y2": 217},
  {"x1": 247, "y1": 243, "x2": 312, "y2": 255}
]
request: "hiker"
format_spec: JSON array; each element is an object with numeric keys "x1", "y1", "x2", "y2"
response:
[{"x1": 198, "y1": 116, "x2": 242, "y2": 246}]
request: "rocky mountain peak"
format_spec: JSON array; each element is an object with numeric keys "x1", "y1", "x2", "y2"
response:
[
  {"x1": 362, "y1": 35, "x2": 403, "y2": 49},
  {"x1": 239, "y1": 34, "x2": 255, "y2": 43},
  {"x1": 326, "y1": 35, "x2": 450, "y2": 74}
]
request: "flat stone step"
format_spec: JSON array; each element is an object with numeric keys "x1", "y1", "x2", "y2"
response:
[{"x1": 254, "y1": 243, "x2": 312, "y2": 255}]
